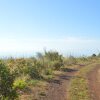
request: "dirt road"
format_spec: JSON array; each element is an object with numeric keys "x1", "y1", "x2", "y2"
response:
[
  {"x1": 88, "y1": 65, "x2": 100, "y2": 100},
  {"x1": 40, "y1": 68, "x2": 79, "y2": 100}
]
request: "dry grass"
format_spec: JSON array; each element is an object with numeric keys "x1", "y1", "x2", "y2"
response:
[{"x1": 68, "y1": 61, "x2": 100, "y2": 100}]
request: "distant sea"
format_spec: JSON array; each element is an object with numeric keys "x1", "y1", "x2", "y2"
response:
[{"x1": 0, "y1": 50, "x2": 99, "y2": 58}]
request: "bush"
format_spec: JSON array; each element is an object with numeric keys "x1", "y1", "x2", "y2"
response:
[
  {"x1": 92, "y1": 54, "x2": 96, "y2": 57},
  {"x1": 50, "y1": 61, "x2": 63, "y2": 70},
  {"x1": 45, "y1": 51, "x2": 63, "y2": 61},
  {"x1": 28, "y1": 61, "x2": 43, "y2": 79},
  {"x1": 45, "y1": 68, "x2": 53, "y2": 75},
  {"x1": 45, "y1": 51, "x2": 63, "y2": 70},
  {"x1": 14, "y1": 59, "x2": 29, "y2": 75},
  {"x1": 64, "y1": 56, "x2": 77, "y2": 66},
  {"x1": 7, "y1": 58, "x2": 33, "y2": 77},
  {"x1": 13, "y1": 77, "x2": 27, "y2": 90},
  {"x1": 0, "y1": 61, "x2": 17, "y2": 100}
]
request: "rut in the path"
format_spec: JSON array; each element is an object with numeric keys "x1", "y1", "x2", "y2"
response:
[
  {"x1": 39, "y1": 68, "x2": 78, "y2": 100},
  {"x1": 88, "y1": 65, "x2": 100, "y2": 100}
]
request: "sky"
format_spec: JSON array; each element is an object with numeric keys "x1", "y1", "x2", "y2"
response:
[{"x1": 0, "y1": 0, "x2": 100, "y2": 57}]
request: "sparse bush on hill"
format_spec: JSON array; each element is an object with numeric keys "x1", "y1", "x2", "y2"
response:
[
  {"x1": 49, "y1": 60, "x2": 63, "y2": 70},
  {"x1": 64, "y1": 56, "x2": 77, "y2": 66},
  {"x1": 45, "y1": 51, "x2": 62, "y2": 61},
  {"x1": 44, "y1": 51, "x2": 63, "y2": 70},
  {"x1": 45, "y1": 68, "x2": 53, "y2": 75},
  {"x1": 92, "y1": 54, "x2": 96, "y2": 57},
  {"x1": 0, "y1": 60, "x2": 17, "y2": 100},
  {"x1": 0, "y1": 50, "x2": 99, "y2": 99},
  {"x1": 28, "y1": 61, "x2": 44, "y2": 79}
]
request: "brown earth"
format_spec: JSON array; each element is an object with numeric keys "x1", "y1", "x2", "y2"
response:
[
  {"x1": 88, "y1": 65, "x2": 100, "y2": 100},
  {"x1": 20, "y1": 65, "x2": 84, "y2": 100},
  {"x1": 40, "y1": 69, "x2": 77, "y2": 100},
  {"x1": 39, "y1": 65, "x2": 84, "y2": 100}
]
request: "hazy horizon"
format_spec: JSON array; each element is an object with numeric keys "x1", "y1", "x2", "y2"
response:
[{"x1": 0, "y1": 0, "x2": 100, "y2": 57}]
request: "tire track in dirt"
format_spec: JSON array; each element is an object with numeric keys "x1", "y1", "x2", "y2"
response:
[
  {"x1": 88, "y1": 65, "x2": 100, "y2": 100},
  {"x1": 39, "y1": 68, "x2": 80, "y2": 100}
]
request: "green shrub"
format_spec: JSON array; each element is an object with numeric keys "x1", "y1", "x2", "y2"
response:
[
  {"x1": 0, "y1": 61, "x2": 17, "y2": 100},
  {"x1": 44, "y1": 51, "x2": 63, "y2": 70},
  {"x1": 28, "y1": 61, "x2": 43, "y2": 79},
  {"x1": 7, "y1": 58, "x2": 34, "y2": 77},
  {"x1": 45, "y1": 68, "x2": 53, "y2": 75},
  {"x1": 45, "y1": 51, "x2": 63, "y2": 61},
  {"x1": 92, "y1": 54, "x2": 96, "y2": 57},
  {"x1": 64, "y1": 56, "x2": 77, "y2": 66},
  {"x1": 13, "y1": 78, "x2": 27, "y2": 90},
  {"x1": 15, "y1": 59, "x2": 29, "y2": 75},
  {"x1": 50, "y1": 60, "x2": 63, "y2": 70}
]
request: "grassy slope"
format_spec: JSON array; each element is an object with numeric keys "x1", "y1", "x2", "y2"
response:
[{"x1": 68, "y1": 59, "x2": 100, "y2": 100}]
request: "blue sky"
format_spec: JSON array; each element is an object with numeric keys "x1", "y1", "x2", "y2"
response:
[{"x1": 0, "y1": 0, "x2": 100, "y2": 57}]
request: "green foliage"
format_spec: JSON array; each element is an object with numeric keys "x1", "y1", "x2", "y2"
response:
[
  {"x1": 28, "y1": 61, "x2": 43, "y2": 79},
  {"x1": 0, "y1": 51, "x2": 99, "y2": 99},
  {"x1": 0, "y1": 61, "x2": 17, "y2": 100},
  {"x1": 92, "y1": 54, "x2": 96, "y2": 57},
  {"x1": 14, "y1": 59, "x2": 29, "y2": 75},
  {"x1": 45, "y1": 51, "x2": 63, "y2": 70},
  {"x1": 13, "y1": 78, "x2": 27, "y2": 90},
  {"x1": 45, "y1": 68, "x2": 53, "y2": 75},
  {"x1": 50, "y1": 60, "x2": 63, "y2": 70},
  {"x1": 45, "y1": 51, "x2": 63, "y2": 61}
]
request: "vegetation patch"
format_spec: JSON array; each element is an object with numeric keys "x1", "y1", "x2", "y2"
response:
[
  {"x1": 13, "y1": 78, "x2": 27, "y2": 90},
  {"x1": 0, "y1": 51, "x2": 99, "y2": 99},
  {"x1": 0, "y1": 61, "x2": 17, "y2": 100}
]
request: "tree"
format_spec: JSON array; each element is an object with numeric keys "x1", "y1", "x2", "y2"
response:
[{"x1": 92, "y1": 54, "x2": 96, "y2": 57}]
